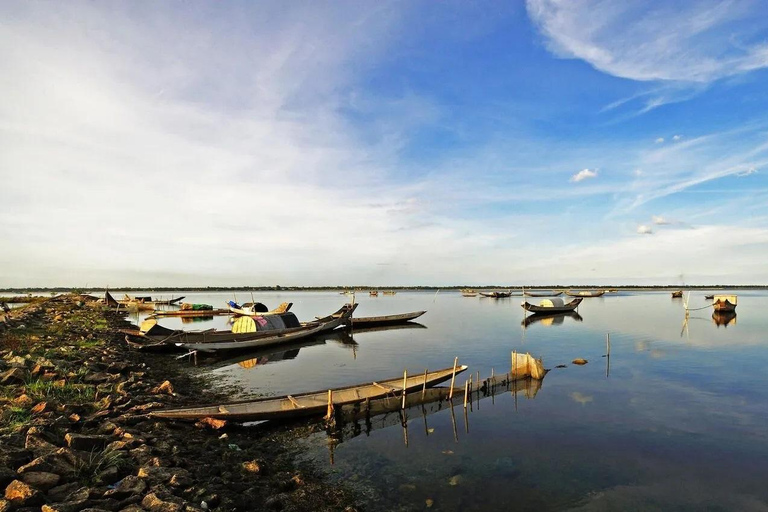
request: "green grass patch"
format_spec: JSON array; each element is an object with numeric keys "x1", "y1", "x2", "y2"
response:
[
  {"x1": 74, "y1": 449, "x2": 127, "y2": 484},
  {"x1": 0, "y1": 406, "x2": 32, "y2": 432},
  {"x1": 24, "y1": 377, "x2": 96, "y2": 404}
]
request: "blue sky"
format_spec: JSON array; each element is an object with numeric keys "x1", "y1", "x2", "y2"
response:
[{"x1": 1, "y1": 1, "x2": 768, "y2": 287}]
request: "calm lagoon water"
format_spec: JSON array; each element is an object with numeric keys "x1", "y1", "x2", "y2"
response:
[{"x1": 123, "y1": 290, "x2": 768, "y2": 511}]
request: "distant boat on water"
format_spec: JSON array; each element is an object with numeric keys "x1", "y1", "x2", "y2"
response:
[
  {"x1": 712, "y1": 294, "x2": 737, "y2": 312},
  {"x1": 671, "y1": 290, "x2": 683, "y2": 298}
]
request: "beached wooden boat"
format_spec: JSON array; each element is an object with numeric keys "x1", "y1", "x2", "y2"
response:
[
  {"x1": 521, "y1": 297, "x2": 583, "y2": 314},
  {"x1": 228, "y1": 301, "x2": 293, "y2": 316},
  {"x1": 565, "y1": 290, "x2": 605, "y2": 298},
  {"x1": 479, "y1": 291, "x2": 512, "y2": 298},
  {"x1": 151, "y1": 364, "x2": 468, "y2": 421},
  {"x1": 131, "y1": 304, "x2": 357, "y2": 351},
  {"x1": 524, "y1": 291, "x2": 562, "y2": 297},
  {"x1": 712, "y1": 294, "x2": 737, "y2": 312},
  {"x1": 118, "y1": 294, "x2": 185, "y2": 305},
  {"x1": 105, "y1": 290, "x2": 120, "y2": 308},
  {"x1": 671, "y1": 290, "x2": 683, "y2": 298},
  {"x1": 351, "y1": 310, "x2": 426, "y2": 327}
]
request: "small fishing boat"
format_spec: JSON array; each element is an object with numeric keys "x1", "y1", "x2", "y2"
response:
[
  {"x1": 118, "y1": 294, "x2": 186, "y2": 306},
  {"x1": 382, "y1": 290, "x2": 397, "y2": 295},
  {"x1": 565, "y1": 290, "x2": 605, "y2": 298},
  {"x1": 521, "y1": 297, "x2": 583, "y2": 314},
  {"x1": 712, "y1": 294, "x2": 737, "y2": 312},
  {"x1": 151, "y1": 364, "x2": 468, "y2": 421},
  {"x1": 479, "y1": 291, "x2": 512, "y2": 298},
  {"x1": 369, "y1": 290, "x2": 379, "y2": 297},
  {"x1": 130, "y1": 304, "x2": 357, "y2": 352},
  {"x1": 461, "y1": 288, "x2": 477, "y2": 297},
  {"x1": 671, "y1": 290, "x2": 683, "y2": 298},
  {"x1": 524, "y1": 291, "x2": 563, "y2": 297},
  {"x1": 704, "y1": 294, "x2": 714, "y2": 300},
  {"x1": 228, "y1": 301, "x2": 293, "y2": 316},
  {"x1": 351, "y1": 310, "x2": 426, "y2": 327}
]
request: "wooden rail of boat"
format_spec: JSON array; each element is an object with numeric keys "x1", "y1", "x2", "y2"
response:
[
  {"x1": 350, "y1": 310, "x2": 426, "y2": 327},
  {"x1": 565, "y1": 290, "x2": 605, "y2": 297},
  {"x1": 521, "y1": 297, "x2": 583, "y2": 314},
  {"x1": 152, "y1": 365, "x2": 468, "y2": 421},
  {"x1": 523, "y1": 291, "x2": 563, "y2": 297},
  {"x1": 228, "y1": 302, "x2": 293, "y2": 317},
  {"x1": 149, "y1": 309, "x2": 231, "y2": 318}
]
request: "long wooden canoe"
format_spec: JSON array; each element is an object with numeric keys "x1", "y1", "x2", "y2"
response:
[
  {"x1": 350, "y1": 310, "x2": 426, "y2": 327},
  {"x1": 565, "y1": 290, "x2": 605, "y2": 298},
  {"x1": 524, "y1": 291, "x2": 563, "y2": 297},
  {"x1": 522, "y1": 297, "x2": 583, "y2": 314},
  {"x1": 479, "y1": 291, "x2": 512, "y2": 298},
  {"x1": 135, "y1": 304, "x2": 357, "y2": 352},
  {"x1": 152, "y1": 364, "x2": 468, "y2": 421}
]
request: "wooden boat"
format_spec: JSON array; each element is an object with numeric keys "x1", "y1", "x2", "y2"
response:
[
  {"x1": 671, "y1": 290, "x2": 683, "y2": 298},
  {"x1": 479, "y1": 291, "x2": 512, "y2": 298},
  {"x1": 149, "y1": 308, "x2": 231, "y2": 318},
  {"x1": 369, "y1": 290, "x2": 379, "y2": 297},
  {"x1": 151, "y1": 364, "x2": 468, "y2": 421},
  {"x1": 565, "y1": 290, "x2": 605, "y2": 298},
  {"x1": 461, "y1": 288, "x2": 477, "y2": 297},
  {"x1": 118, "y1": 294, "x2": 185, "y2": 305},
  {"x1": 524, "y1": 291, "x2": 562, "y2": 297},
  {"x1": 351, "y1": 310, "x2": 426, "y2": 327},
  {"x1": 228, "y1": 301, "x2": 293, "y2": 316},
  {"x1": 704, "y1": 294, "x2": 714, "y2": 300},
  {"x1": 382, "y1": 291, "x2": 397, "y2": 295},
  {"x1": 712, "y1": 294, "x2": 737, "y2": 312},
  {"x1": 131, "y1": 304, "x2": 357, "y2": 352},
  {"x1": 105, "y1": 290, "x2": 120, "y2": 308},
  {"x1": 522, "y1": 297, "x2": 583, "y2": 314},
  {"x1": 522, "y1": 311, "x2": 583, "y2": 328}
]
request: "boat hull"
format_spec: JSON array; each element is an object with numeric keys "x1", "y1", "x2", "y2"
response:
[
  {"x1": 521, "y1": 297, "x2": 583, "y2": 314},
  {"x1": 152, "y1": 365, "x2": 468, "y2": 421},
  {"x1": 351, "y1": 311, "x2": 426, "y2": 327}
]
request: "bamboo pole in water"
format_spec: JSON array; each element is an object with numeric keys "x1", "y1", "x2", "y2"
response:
[
  {"x1": 325, "y1": 390, "x2": 333, "y2": 420},
  {"x1": 463, "y1": 378, "x2": 469, "y2": 408},
  {"x1": 448, "y1": 357, "x2": 458, "y2": 399},
  {"x1": 422, "y1": 368, "x2": 428, "y2": 399},
  {"x1": 402, "y1": 370, "x2": 407, "y2": 409}
]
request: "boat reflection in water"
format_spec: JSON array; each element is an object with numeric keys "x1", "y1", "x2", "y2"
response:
[
  {"x1": 327, "y1": 374, "x2": 545, "y2": 452},
  {"x1": 522, "y1": 311, "x2": 583, "y2": 328},
  {"x1": 712, "y1": 310, "x2": 737, "y2": 327},
  {"x1": 204, "y1": 322, "x2": 427, "y2": 370}
]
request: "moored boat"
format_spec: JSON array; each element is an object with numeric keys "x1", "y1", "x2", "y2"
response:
[
  {"x1": 712, "y1": 294, "x2": 737, "y2": 312},
  {"x1": 351, "y1": 310, "x2": 426, "y2": 327},
  {"x1": 565, "y1": 290, "x2": 605, "y2": 297},
  {"x1": 521, "y1": 297, "x2": 583, "y2": 314},
  {"x1": 671, "y1": 290, "x2": 683, "y2": 298},
  {"x1": 524, "y1": 291, "x2": 563, "y2": 297},
  {"x1": 479, "y1": 291, "x2": 512, "y2": 298},
  {"x1": 704, "y1": 294, "x2": 714, "y2": 300},
  {"x1": 151, "y1": 364, "x2": 469, "y2": 421},
  {"x1": 228, "y1": 301, "x2": 293, "y2": 316}
]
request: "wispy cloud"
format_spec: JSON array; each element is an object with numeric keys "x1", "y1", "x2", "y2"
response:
[
  {"x1": 655, "y1": 137, "x2": 665, "y2": 144},
  {"x1": 672, "y1": 135, "x2": 683, "y2": 141},
  {"x1": 526, "y1": 0, "x2": 768, "y2": 83},
  {"x1": 652, "y1": 216, "x2": 670, "y2": 225},
  {"x1": 737, "y1": 167, "x2": 758, "y2": 177},
  {"x1": 571, "y1": 168, "x2": 598, "y2": 182}
]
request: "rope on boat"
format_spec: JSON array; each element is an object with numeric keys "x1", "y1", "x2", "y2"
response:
[{"x1": 685, "y1": 304, "x2": 714, "y2": 312}]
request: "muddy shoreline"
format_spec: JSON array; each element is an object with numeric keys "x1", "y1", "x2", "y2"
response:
[{"x1": 1, "y1": 294, "x2": 358, "y2": 511}]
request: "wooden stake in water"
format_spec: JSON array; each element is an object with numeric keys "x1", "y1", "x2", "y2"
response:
[
  {"x1": 325, "y1": 389, "x2": 333, "y2": 420},
  {"x1": 606, "y1": 333, "x2": 611, "y2": 356},
  {"x1": 402, "y1": 370, "x2": 407, "y2": 409},
  {"x1": 422, "y1": 368, "x2": 428, "y2": 399},
  {"x1": 463, "y1": 378, "x2": 469, "y2": 408},
  {"x1": 448, "y1": 357, "x2": 458, "y2": 399}
]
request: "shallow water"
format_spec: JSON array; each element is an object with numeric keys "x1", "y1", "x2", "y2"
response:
[{"x1": 123, "y1": 290, "x2": 768, "y2": 511}]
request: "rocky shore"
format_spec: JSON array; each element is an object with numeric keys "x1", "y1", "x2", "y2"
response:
[{"x1": 0, "y1": 295, "x2": 358, "y2": 512}]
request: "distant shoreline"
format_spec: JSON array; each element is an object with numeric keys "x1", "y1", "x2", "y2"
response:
[{"x1": 1, "y1": 284, "x2": 767, "y2": 294}]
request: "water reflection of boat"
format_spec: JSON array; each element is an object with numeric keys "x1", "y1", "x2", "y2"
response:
[
  {"x1": 522, "y1": 297, "x2": 582, "y2": 314},
  {"x1": 522, "y1": 311, "x2": 583, "y2": 328},
  {"x1": 330, "y1": 376, "x2": 545, "y2": 445},
  {"x1": 712, "y1": 311, "x2": 737, "y2": 327},
  {"x1": 152, "y1": 365, "x2": 468, "y2": 422}
]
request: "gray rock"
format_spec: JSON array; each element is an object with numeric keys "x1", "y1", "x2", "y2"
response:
[
  {"x1": 65, "y1": 433, "x2": 111, "y2": 452},
  {"x1": 103, "y1": 476, "x2": 146, "y2": 500},
  {"x1": 20, "y1": 470, "x2": 61, "y2": 490}
]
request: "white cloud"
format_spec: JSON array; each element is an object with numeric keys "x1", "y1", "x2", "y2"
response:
[
  {"x1": 526, "y1": 0, "x2": 768, "y2": 83},
  {"x1": 652, "y1": 216, "x2": 670, "y2": 225},
  {"x1": 737, "y1": 167, "x2": 758, "y2": 177},
  {"x1": 637, "y1": 225, "x2": 653, "y2": 235},
  {"x1": 633, "y1": 168, "x2": 643, "y2": 176},
  {"x1": 672, "y1": 134, "x2": 682, "y2": 141},
  {"x1": 655, "y1": 137, "x2": 665, "y2": 144},
  {"x1": 570, "y1": 168, "x2": 598, "y2": 182}
]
